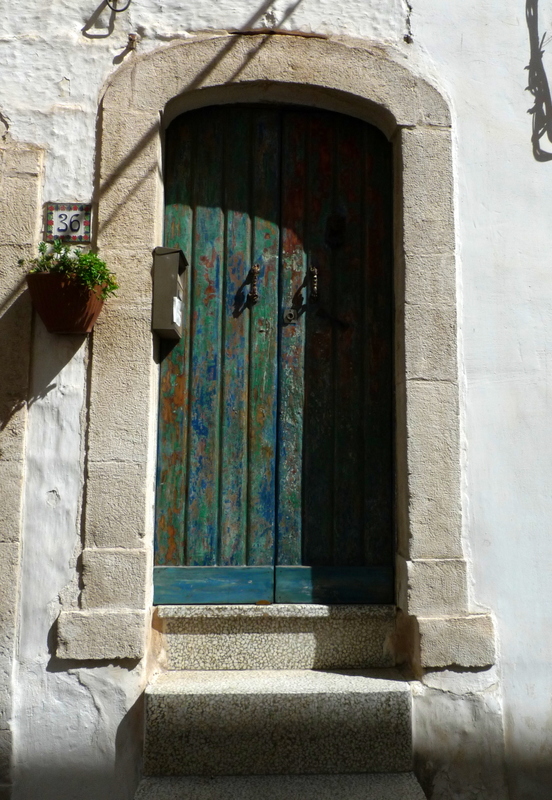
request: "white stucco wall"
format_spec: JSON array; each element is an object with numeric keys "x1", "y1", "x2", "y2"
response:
[
  {"x1": 414, "y1": 2, "x2": 552, "y2": 796},
  {"x1": 13, "y1": 321, "x2": 144, "y2": 799},
  {"x1": 3, "y1": 0, "x2": 552, "y2": 798}
]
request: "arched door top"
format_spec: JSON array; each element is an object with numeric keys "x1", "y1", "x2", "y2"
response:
[{"x1": 102, "y1": 34, "x2": 450, "y2": 138}]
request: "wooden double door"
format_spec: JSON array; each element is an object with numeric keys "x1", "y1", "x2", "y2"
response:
[{"x1": 154, "y1": 105, "x2": 394, "y2": 604}]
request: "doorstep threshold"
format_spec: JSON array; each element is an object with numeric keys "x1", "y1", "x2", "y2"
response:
[{"x1": 155, "y1": 603, "x2": 396, "y2": 619}]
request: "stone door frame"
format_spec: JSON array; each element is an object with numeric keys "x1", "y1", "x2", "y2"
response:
[{"x1": 56, "y1": 33, "x2": 495, "y2": 671}]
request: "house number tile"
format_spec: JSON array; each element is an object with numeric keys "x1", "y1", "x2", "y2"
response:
[{"x1": 46, "y1": 203, "x2": 92, "y2": 242}]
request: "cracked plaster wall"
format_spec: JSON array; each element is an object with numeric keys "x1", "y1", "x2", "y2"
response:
[
  {"x1": 2, "y1": 0, "x2": 552, "y2": 799},
  {"x1": 413, "y1": 668, "x2": 508, "y2": 800}
]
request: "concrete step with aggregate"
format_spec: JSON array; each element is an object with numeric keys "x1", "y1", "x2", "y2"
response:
[
  {"x1": 155, "y1": 604, "x2": 396, "y2": 670},
  {"x1": 144, "y1": 669, "x2": 412, "y2": 777}
]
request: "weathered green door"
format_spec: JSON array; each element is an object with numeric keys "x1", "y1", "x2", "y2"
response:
[{"x1": 154, "y1": 105, "x2": 393, "y2": 604}]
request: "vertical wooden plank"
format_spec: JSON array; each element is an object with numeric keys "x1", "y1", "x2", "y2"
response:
[
  {"x1": 302, "y1": 112, "x2": 335, "y2": 566},
  {"x1": 277, "y1": 111, "x2": 307, "y2": 565},
  {"x1": 332, "y1": 116, "x2": 365, "y2": 565},
  {"x1": 248, "y1": 109, "x2": 280, "y2": 566},
  {"x1": 155, "y1": 116, "x2": 194, "y2": 565},
  {"x1": 363, "y1": 126, "x2": 394, "y2": 566},
  {"x1": 219, "y1": 110, "x2": 252, "y2": 565},
  {"x1": 186, "y1": 107, "x2": 225, "y2": 565}
]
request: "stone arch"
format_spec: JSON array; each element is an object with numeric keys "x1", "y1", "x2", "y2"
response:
[{"x1": 57, "y1": 34, "x2": 495, "y2": 671}]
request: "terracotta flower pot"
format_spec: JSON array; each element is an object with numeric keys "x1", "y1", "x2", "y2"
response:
[{"x1": 26, "y1": 272, "x2": 105, "y2": 334}]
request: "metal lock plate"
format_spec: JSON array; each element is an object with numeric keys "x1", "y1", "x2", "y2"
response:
[{"x1": 284, "y1": 308, "x2": 298, "y2": 324}]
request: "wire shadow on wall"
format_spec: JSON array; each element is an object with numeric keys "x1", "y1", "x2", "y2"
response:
[{"x1": 526, "y1": 0, "x2": 552, "y2": 160}]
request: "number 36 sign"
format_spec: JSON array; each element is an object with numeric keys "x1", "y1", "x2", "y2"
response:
[{"x1": 46, "y1": 203, "x2": 92, "y2": 242}]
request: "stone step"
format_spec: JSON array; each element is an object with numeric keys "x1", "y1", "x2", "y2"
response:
[
  {"x1": 144, "y1": 669, "x2": 412, "y2": 777},
  {"x1": 155, "y1": 604, "x2": 396, "y2": 670},
  {"x1": 135, "y1": 773, "x2": 427, "y2": 799}
]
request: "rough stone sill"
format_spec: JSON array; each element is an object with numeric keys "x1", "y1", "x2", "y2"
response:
[
  {"x1": 417, "y1": 613, "x2": 496, "y2": 668},
  {"x1": 156, "y1": 604, "x2": 397, "y2": 619}
]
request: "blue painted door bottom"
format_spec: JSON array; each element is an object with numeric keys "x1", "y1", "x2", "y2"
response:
[{"x1": 153, "y1": 566, "x2": 393, "y2": 604}]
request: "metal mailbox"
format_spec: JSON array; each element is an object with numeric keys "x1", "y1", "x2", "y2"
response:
[{"x1": 151, "y1": 247, "x2": 188, "y2": 340}]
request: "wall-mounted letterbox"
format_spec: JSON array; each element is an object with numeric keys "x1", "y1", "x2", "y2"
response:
[{"x1": 151, "y1": 247, "x2": 188, "y2": 339}]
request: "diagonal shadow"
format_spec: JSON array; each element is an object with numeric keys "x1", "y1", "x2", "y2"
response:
[
  {"x1": 526, "y1": 0, "x2": 552, "y2": 160},
  {"x1": 95, "y1": 0, "x2": 307, "y2": 238},
  {"x1": 182, "y1": 0, "x2": 281, "y2": 94},
  {"x1": 97, "y1": 11, "x2": 305, "y2": 204},
  {"x1": 0, "y1": 287, "x2": 87, "y2": 432},
  {"x1": 184, "y1": 0, "x2": 304, "y2": 93}
]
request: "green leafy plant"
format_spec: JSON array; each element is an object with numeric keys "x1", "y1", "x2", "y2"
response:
[{"x1": 20, "y1": 240, "x2": 118, "y2": 301}]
